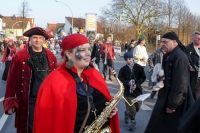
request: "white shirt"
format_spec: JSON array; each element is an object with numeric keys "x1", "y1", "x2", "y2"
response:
[{"x1": 133, "y1": 45, "x2": 148, "y2": 66}]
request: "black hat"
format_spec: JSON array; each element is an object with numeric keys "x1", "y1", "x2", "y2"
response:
[
  {"x1": 23, "y1": 27, "x2": 49, "y2": 39},
  {"x1": 124, "y1": 52, "x2": 133, "y2": 60},
  {"x1": 162, "y1": 31, "x2": 179, "y2": 42},
  {"x1": 138, "y1": 38, "x2": 145, "y2": 44}
]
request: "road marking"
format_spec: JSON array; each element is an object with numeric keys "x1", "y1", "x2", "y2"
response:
[
  {"x1": 141, "y1": 103, "x2": 152, "y2": 110},
  {"x1": 0, "y1": 113, "x2": 9, "y2": 131},
  {"x1": 0, "y1": 63, "x2": 4, "y2": 70},
  {"x1": 0, "y1": 97, "x2": 4, "y2": 102},
  {"x1": 108, "y1": 87, "x2": 119, "y2": 91},
  {"x1": 110, "y1": 93, "x2": 152, "y2": 110},
  {"x1": 106, "y1": 80, "x2": 113, "y2": 84}
]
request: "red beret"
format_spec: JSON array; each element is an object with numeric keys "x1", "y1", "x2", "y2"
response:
[
  {"x1": 8, "y1": 39, "x2": 14, "y2": 43},
  {"x1": 23, "y1": 27, "x2": 49, "y2": 39},
  {"x1": 61, "y1": 34, "x2": 88, "y2": 56}
]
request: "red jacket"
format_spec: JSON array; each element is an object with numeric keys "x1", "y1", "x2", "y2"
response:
[
  {"x1": 100, "y1": 43, "x2": 116, "y2": 59},
  {"x1": 33, "y1": 63, "x2": 120, "y2": 133},
  {"x1": 1, "y1": 45, "x2": 17, "y2": 63},
  {"x1": 3, "y1": 48, "x2": 57, "y2": 133}
]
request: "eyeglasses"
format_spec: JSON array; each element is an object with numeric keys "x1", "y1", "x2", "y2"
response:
[{"x1": 160, "y1": 40, "x2": 172, "y2": 44}]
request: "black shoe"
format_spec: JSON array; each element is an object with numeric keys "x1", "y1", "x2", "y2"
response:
[
  {"x1": 124, "y1": 111, "x2": 129, "y2": 124},
  {"x1": 128, "y1": 120, "x2": 136, "y2": 131},
  {"x1": 109, "y1": 77, "x2": 112, "y2": 81},
  {"x1": 150, "y1": 91, "x2": 156, "y2": 99}
]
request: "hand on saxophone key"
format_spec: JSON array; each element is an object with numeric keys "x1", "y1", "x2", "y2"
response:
[{"x1": 105, "y1": 102, "x2": 118, "y2": 118}]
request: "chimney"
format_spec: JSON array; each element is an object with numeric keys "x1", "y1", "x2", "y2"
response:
[{"x1": 12, "y1": 14, "x2": 16, "y2": 20}]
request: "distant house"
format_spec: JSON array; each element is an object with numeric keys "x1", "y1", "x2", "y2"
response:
[
  {"x1": 2, "y1": 15, "x2": 35, "y2": 40},
  {"x1": 65, "y1": 17, "x2": 104, "y2": 39},
  {"x1": 0, "y1": 14, "x2": 6, "y2": 40},
  {"x1": 46, "y1": 23, "x2": 65, "y2": 39}
]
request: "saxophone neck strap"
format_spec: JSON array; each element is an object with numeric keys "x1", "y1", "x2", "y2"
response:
[{"x1": 66, "y1": 68, "x2": 96, "y2": 112}]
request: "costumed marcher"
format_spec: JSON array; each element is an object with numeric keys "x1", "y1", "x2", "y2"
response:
[
  {"x1": 144, "y1": 32, "x2": 195, "y2": 133},
  {"x1": 118, "y1": 52, "x2": 146, "y2": 131},
  {"x1": 0, "y1": 39, "x2": 4, "y2": 55},
  {"x1": 186, "y1": 31, "x2": 200, "y2": 100},
  {"x1": 3, "y1": 27, "x2": 57, "y2": 133},
  {"x1": 133, "y1": 38, "x2": 148, "y2": 68},
  {"x1": 33, "y1": 34, "x2": 120, "y2": 133},
  {"x1": 88, "y1": 33, "x2": 100, "y2": 70},
  {"x1": 3, "y1": 37, "x2": 8, "y2": 50},
  {"x1": 100, "y1": 35, "x2": 116, "y2": 81},
  {"x1": 178, "y1": 97, "x2": 200, "y2": 133},
  {"x1": 148, "y1": 44, "x2": 165, "y2": 99},
  {"x1": 1, "y1": 39, "x2": 17, "y2": 81},
  {"x1": 55, "y1": 42, "x2": 60, "y2": 54},
  {"x1": 128, "y1": 39, "x2": 137, "y2": 52},
  {"x1": 20, "y1": 40, "x2": 28, "y2": 49},
  {"x1": 1, "y1": 37, "x2": 8, "y2": 55},
  {"x1": 124, "y1": 41, "x2": 128, "y2": 52}
]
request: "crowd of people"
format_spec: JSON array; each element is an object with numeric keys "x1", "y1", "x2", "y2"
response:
[{"x1": 0, "y1": 27, "x2": 200, "y2": 133}]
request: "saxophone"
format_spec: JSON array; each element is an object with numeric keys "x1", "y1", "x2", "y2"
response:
[{"x1": 83, "y1": 68, "x2": 124, "y2": 133}]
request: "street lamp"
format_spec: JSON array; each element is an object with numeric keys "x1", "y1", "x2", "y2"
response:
[
  {"x1": 55, "y1": 0, "x2": 73, "y2": 34},
  {"x1": 12, "y1": 21, "x2": 23, "y2": 38}
]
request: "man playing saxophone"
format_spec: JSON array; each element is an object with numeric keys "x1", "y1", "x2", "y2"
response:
[
  {"x1": 100, "y1": 35, "x2": 116, "y2": 81},
  {"x1": 118, "y1": 52, "x2": 146, "y2": 131}
]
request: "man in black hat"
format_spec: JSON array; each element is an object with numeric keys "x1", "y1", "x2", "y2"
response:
[
  {"x1": 144, "y1": 31, "x2": 194, "y2": 133},
  {"x1": 3, "y1": 27, "x2": 57, "y2": 133},
  {"x1": 118, "y1": 52, "x2": 146, "y2": 131}
]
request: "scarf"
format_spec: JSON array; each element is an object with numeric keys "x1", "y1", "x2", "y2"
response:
[{"x1": 28, "y1": 46, "x2": 49, "y2": 81}]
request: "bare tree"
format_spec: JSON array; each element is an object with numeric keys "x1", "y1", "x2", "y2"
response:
[
  {"x1": 18, "y1": 0, "x2": 32, "y2": 32},
  {"x1": 101, "y1": 0, "x2": 163, "y2": 38},
  {"x1": 99, "y1": 0, "x2": 200, "y2": 49},
  {"x1": 162, "y1": 0, "x2": 179, "y2": 31}
]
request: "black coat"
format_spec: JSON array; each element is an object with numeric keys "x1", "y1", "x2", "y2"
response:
[
  {"x1": 186, "y1": 43, "x2": 199, "y2": 98},
  {"x1": 91, "y1": 43, "x2": 100, "y2": 64},
  {"x1": 118, "y1": 63, "x2": 146, "y2": 98},
  {"x1": 178, "y1": 97, "x2": 200, "y2": 133},
  {"x1": 145, "y1": 46, "x2": 194, "y2": 133}
]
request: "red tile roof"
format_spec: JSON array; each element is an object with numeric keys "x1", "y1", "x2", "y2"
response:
[
  {"x1": 47, "y1": 23, "x2": 57, "y2": 31},
  {"x1": 2, "y1": 16, "x2": 35, "y2": 29}
]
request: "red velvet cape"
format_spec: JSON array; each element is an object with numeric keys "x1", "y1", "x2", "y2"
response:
[{"x1": 33, "y1": 63, "x2": 120, "y2": 133}]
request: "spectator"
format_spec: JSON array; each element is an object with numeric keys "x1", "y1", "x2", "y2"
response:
[{"x1": 133, "y1": 38, "x2": 148, "y2": 68}]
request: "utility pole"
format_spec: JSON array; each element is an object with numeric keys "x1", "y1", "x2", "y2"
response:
[{"x1": 154, "y1": 24, "x2": 160, "y2": 50}]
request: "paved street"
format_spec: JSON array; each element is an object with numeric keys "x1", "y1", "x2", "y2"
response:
[{"x1": 0, "y1": 51, "x2": 157, "y2": 133}]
